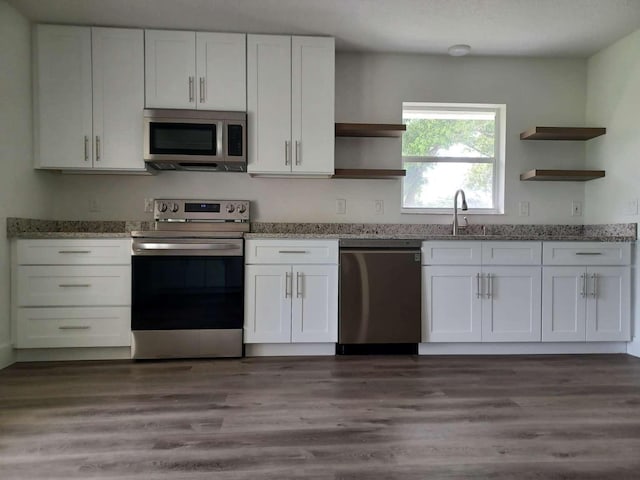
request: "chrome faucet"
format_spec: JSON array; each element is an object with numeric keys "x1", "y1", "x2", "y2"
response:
[{"x1": 452, "y1": 189, "x2": 468, "y2": 235}]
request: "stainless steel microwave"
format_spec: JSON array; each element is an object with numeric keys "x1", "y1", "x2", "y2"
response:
[{"x1": 143, "y1": 109, "x2": 246, "y2": 172}]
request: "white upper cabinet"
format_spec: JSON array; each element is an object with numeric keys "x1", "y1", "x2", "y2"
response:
[
  {"x1": 145, "y1": 30, "x2": 246, "y2": 110},
  {"x1": 145, "y1": 30, "x2": 196, "y2": 109},
  {"x1": 34, "y1": 25, "x2": 92, "y2": 169},
  {"x1": 247, "y1": 35, "x2": 335, "y2": 176},
  {"x1": 196, "y1": 32, "x2": 246, "y2": 111},
  {"x1": 92, "y1": 28, "x2": 145, "y2": 170},
  {"x1": 34, "y1": 25, "x2": 145, "y2": 172}
]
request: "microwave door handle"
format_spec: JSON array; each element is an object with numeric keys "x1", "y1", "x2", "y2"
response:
[{"x1": 217, "y1": 121, "x2": 224, "y2": 160}]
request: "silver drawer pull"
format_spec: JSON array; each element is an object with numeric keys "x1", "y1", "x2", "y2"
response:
[
  {"x1": 58, "y1": 250, "x2": 92, "y2": 254},
  {"x1": 134, "y1": 243, "x2": 237, "y2": 251},
  {"x1": 59, "y1": 325, "x2": 90, "y2": 330},
  {"x1": 278, "y1": 250, "x2": 308, "y2": 254},
  {"x1": 575, "y1": 252, "x2": 603, "y2": 256},
  {"x1": 58, "y1": 284, "x2": 91, "y2": 288}
]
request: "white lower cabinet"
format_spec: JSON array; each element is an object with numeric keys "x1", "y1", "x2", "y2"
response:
[
  {"x1": 542, "y1": 266, "x2": 630, "y2": 342},
  {"x1": 12, "y1": 239, "x2": 132, "y2": 350},
  {"x1": 423, "y1": 240, "x2": 631, "y2": 346},
  {"x1": 423, "y1": 264, "x2": 541, "y2": 343},
  {"x1": 244, "y1": 240, "x2": 338, "y2": 345}
]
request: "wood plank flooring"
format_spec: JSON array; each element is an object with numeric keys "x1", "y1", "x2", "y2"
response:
[{"x1": 1, "y1": 354, "x2": 640, "y2": 479}]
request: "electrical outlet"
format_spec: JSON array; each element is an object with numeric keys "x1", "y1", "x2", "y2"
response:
[
  {"x1": 571, "y1": 201, "x2": 582, "y2": 217},
  {"x1": 626, "y1": 198, "x2": 638, "y2": 216},
  {"x1": 144, "y1": 198, "x2": 154, "y2": 213},
  {"x1": 89, "y1": 196, "x2": 100, "y2": 213},
  {"x1": 374, "y1": 200, "x2": 384, "y2": 215},
  {"x1": 518, "y1": 201, "x2": 529, "y2": 217},
  {"x1": 336, "y1": 199, "x2": 346, "y2": 215}
]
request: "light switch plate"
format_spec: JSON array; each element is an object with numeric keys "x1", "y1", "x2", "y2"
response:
[
  {"x1": 336, "y1": 199, "x2": 346, "y2": 215},
  {"x1": 626, "y1": 198, "x2": 638, "y2": 215},
  {"x1": 89, "y1": 196, "x2": 100, "y2": 213},
  {"x1": 518, "y1": 201, "x2": 529, "y2": 217},
  {"x1": 144, "y1": 198, "x2": 154, "y2": 213},
  {"x1": 375, "y1": 200, "x2": 384, "y2": 215},
  {"x1": 572, "y1": 201, "x2": 582, "y2": 217}
]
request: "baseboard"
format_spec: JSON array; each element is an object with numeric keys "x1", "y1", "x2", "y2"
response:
[
  {"x1": 245, "y1": 343, "x2": 335, "y2": 357},
  {"x1": 419, "y1": 342, "x2": 628, "y2": 355},
  {"x1": 627, "y1": 342, "x2": 640, "y2": 358},
  {"x1": 15, "y1": 347, "x2": 131, "y2": 362},
  {"x1": 0, "y1": 342, "x2": 15, "y2": 370}
]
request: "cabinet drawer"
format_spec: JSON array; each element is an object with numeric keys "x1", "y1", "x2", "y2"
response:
[
  {"x1": 17, "y1": 265, "x2": 131, "y2": 306},
  {"x1": 245, "y1": 239, "x2": 339, "y2": 264},
  {"x1": 543, "y1": 242, "x2": 630, "y2": 266},
  {"x1": 17, "y1": 239, "x2": 131, "y2": 265},
  {"x1": 16, "y1": 307, "x2": 131, "y2": 348},
  {"x1": 421, "y1": 241, "x2": 482, "y2": 265},
  {"x1": 482, "y1": 242, "x2": 542, "y2": 265}
]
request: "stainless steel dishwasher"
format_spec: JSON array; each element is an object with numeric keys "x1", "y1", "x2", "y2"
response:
[{"x1": 338, "y1": 239, "x2": 422, "y2": 354}]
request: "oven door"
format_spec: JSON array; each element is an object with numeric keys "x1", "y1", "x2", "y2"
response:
[{"x1": 131, "y1": 239, "x2": 243, "y2": 331}]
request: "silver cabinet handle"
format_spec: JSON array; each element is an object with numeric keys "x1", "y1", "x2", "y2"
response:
[
  {"x1": 296, "y1": 272, "x2": 302, "y2": 298},
  {"x1": 285, "y1": 140, "x2": 291, "y2": 166},
  {"x1": 199, "y1": 77, "x2": 205, "y2": 103},
  {"x1": 295, "y1": 140, "x2": 301, "y2": 165},
  {"x1": 188, "y1": 76, "x2": 194, "y2": 102},
  {"x1": 58, "y1": 250, "x2": 91, "y2": 254},
  {"x1": 95, "y1": 135, "x2": 101, "y2": 161},
  {"x1": 84, "y1": 136, "x2": 89, "y2": 161},
  {"x1": 591, "y1": 273, "x2": 598, "y2": 298},
  {"x1": 575, "y1": 252, "x2": 603, "y2": 256},
  {"x1": 476, "y1": 273, "x2": 481, "y2": 299},
  {"x1": 278, "y1": 250, "x2": 308, "y2": 254},
  {"x1": 486, "y1": 273, "x2": 493, "y2": 299},
  {"x1": 285, "y1": 271, "x2": 291, "y2": 298},
  {"x1": 59, "y1": 325, "x2": 90, "y2": 330},
  {"x1": 58, "y1": 284, "x2": 91, "y2": 288},
  {"x1": 580, "y1": 273, "x2": 586, "y2": 298}
]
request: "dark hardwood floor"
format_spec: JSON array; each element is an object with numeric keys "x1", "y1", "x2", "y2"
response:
[{"x1": 1, "y1": 354, "x2": 640, "y2": 479}]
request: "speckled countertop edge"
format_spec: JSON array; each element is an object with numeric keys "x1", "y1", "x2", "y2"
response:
[{"x1": 6, "y1": 218, "x2": 637, "y2": 242}]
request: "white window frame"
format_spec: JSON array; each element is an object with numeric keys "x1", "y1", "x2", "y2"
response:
[{"x1": 401, "y1": 102, "x2": 506, "y2": 215}]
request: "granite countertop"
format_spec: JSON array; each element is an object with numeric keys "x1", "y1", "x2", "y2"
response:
[{"x1": 6, "y1": 218, "x2": 637, "y2": 242}]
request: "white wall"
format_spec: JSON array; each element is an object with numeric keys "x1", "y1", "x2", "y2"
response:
[
  {"x1": 48, "y1": 52, "x2": 588, "y2": 225},
  {"x1": 0, "y1": 0, "x2": 55, "y2": 368},
  {"x1": 585, "y1": 28, "x2": 640, "y2": 356}
]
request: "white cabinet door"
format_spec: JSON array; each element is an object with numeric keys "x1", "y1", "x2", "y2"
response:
[
  {"x1": 291, "y1": 265, "x2": 338, "y2": 343},
  {"x1": 291, "y1": 36, "x2": 334, "y2": 175},
  {"x1": 92, "y1": 28, "x2": 145, "y2": 170},
  {"x1": 196, "y1": 32, "x2": 246, "y2": 111},
  {"x1": 247, "y1": 35, "x2": 292, "y2": 174},
  {"x1": 244, "y1": 265, "x2": 291, "y2": 343},
  {"x1": 542, "y1": 267, "x2": 586, "y2": 342},
  {"x1": 34, "y1": 25, "x2": 92, "y2": 169},
  {"x1": 586, "y1": 266, "x2": 630, "y2": 341},
  {"x1": 145, "y1": 30, "x2": 196, "y2": 108},
  {"x1": 423, "y1": 266, "x2": 482, "y2": 342},
  {"x1": 482, "y1": 267, "x2": 541, "y2": 342}
]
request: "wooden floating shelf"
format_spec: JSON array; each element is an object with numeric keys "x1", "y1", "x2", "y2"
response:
[
  {"x1": 332, "y1": 168, "x2": 406, "y2": 179},
  {"x1": 335, "y1": 123, "x2": 406, "y2": 138},
  {"x1": 520, "y1": 169, "x2": 606, "y2": 182},
  {"x1": 520, "y1": 126, "x2": 606, "y2": 141}
]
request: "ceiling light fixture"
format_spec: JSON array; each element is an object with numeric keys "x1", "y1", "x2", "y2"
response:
[{"x1": 448, "y1": 44, "x2": 471, "y2": 57}]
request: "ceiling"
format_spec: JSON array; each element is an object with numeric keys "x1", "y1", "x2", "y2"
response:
[{"x1": 8, "y1": 0, "x2": 640, "y2": 57}]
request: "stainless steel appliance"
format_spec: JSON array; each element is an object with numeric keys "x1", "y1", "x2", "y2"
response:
[
  {"x1": 131, "y1": 199, "x2": 250, "y2": 359},
  {"x1": 143, "y1": 109, "x2": 246, "y2": 172},
  {"x1": 338, "y1": 239, "x2": 422, "y2": 354}
]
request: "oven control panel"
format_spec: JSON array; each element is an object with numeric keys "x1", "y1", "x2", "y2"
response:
[{"x1": 154, "y1": 199, "x2": 250, "y2": 222}]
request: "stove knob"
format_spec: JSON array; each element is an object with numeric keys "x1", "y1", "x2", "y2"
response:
[
  {"x1": 158, "y1": 202, "x2": 168, "y2": 213},
  {"x1": 171, "y1": 202, "x2": 180, "y2": 213},
  {"x1": 238, "y1": 204, "x2": 247, "y2": 214},
  {"x1": 226, "y1": 204, "x2": 235, "y2": 213}
]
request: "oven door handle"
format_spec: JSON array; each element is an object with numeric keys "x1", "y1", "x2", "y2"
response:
[{"x1": 133, "y1": 242, "x2": 239, "y2": 252}]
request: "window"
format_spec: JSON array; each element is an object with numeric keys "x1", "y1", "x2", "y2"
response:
[{"x1": 401, "y1": 102, "x2": 505, "y2": 214}]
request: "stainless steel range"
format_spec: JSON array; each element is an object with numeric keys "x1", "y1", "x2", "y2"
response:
[{"x1": 131, "y1": 199, "x2": 249, "y2": 359}]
